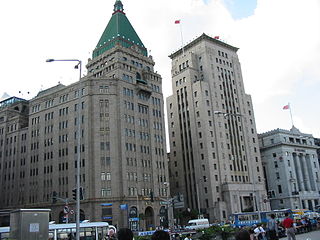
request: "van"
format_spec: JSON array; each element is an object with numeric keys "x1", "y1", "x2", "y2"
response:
[{"x1": 185, "y1": 218, "x2": 210, "y2": 230}]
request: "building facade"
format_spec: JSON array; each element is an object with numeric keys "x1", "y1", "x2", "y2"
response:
[
  {"x1": 259, "y1": 127, "x2": 320, "y2": 210},
  {"x1": 166, "y1": 34, "x2": 269, "y2": 222},
  {"x1": 0, "y1": 0, "x2": 169, "y2": 229}
]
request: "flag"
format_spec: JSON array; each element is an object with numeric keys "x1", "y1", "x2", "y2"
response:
[
  {"x1": 174, "y1": 20, "x2": 180, "y2": 24},
  {"x1": 283, "y1": 104, "x2": 289, "y2": 110},
  {"x1": 214, "y1": 36, "x2": 219, "y2": 39}
]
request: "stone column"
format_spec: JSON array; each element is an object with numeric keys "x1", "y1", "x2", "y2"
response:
[
  {"x1": 300, "y1": 154, "x2": 311, "y2": 191},
  {"x1": 293, "y1": 153, "x2": 304, "y2": 191}
]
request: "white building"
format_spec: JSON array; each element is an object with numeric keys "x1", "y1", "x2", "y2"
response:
[
  {"x1": 259, "y1": 126, "x2": 320, "y2": 210},
  {"x1": 166, "y1": 34, "x2": 269, "y2": 222}
]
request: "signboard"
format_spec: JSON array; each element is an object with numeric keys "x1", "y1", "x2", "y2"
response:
[
  {"x1": 29, "y1": 223, "x2": 40, "y2": 232},
  {"x1": 120, "y1": 204, "x2": 128, "y2": 210},
  {"x1": 101, "y1": 203, "x2": 113, "y2": 206},
  {"x1": 138, "y1": 231, "x2": 156, "y2": 236}
]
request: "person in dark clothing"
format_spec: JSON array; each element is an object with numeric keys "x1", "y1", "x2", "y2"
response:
[
  {"x1": 117, "y1": 228, "x2": 134, "y2": 240},
  {"x1": 151, "y1": 230, "x2": 170, "y2": 240},
  {"x1": 235, "y1": 229, "x2": 251, "y2": 240},
  {"x1": 267, "y1": 214, "x2": 278, "y2": 240}
]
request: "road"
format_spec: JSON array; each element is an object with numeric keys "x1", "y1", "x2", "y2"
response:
[{"x1": 280, "y1": 230, "x2": 320, "y2": 240}]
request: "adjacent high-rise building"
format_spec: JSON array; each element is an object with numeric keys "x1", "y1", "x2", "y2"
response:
[
  {"x1": 167, "y1": 34, "x2": 269, "y2": 222},
  {"x1": 259, "y1": 127, "x2": 320, "y2": 210},
  {"x1": 0, "y1": 0, "x2": 168, "y2": 229}
]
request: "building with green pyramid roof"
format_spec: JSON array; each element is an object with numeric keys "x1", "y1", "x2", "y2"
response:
[
  {"x1": 0, "y1": 0, "x2": 168, "y2": 231},
  {"x1": 93, "y1": 0, "x2": 147, "y2": 58}
]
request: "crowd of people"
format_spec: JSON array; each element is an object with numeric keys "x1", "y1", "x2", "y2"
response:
[
  {"x1": 101, "y1": 212, "x2": 320, "y2": 240},
  {"x1": 105, "y1": 228, "x2": 172, "y2": 240},
  {"x1": 235, "y1": 212, "x2": 320, "y2": 240}
]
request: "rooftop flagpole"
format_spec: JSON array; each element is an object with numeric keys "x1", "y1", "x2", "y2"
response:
[
  {"x1": 175, "y1": 19, "x2": 185, "y2": 55},
  {"x1": 283, "y1": 103, "x2": 294, "y2": 127}
]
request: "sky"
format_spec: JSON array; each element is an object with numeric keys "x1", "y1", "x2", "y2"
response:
[{"x1": 0, "y1": 0, "x2": 320, "y2": 138}]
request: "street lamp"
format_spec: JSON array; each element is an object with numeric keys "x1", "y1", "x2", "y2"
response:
[
  {"x1": 46, "y1": 58, "x2": 82, "y2": 240},
  {"x1": 214, "y1": 110, "x2": 261, "y2": 220},
  {"x1": 163, "y1": 182, "x2": 173, "y2": 228}
]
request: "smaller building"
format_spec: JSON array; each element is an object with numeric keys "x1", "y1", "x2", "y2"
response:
[{"x1": 259, "y1": 126, "x2": 320, "y2": 210}]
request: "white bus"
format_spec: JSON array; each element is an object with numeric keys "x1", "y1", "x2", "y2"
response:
[
  {"x1": 0, "y1": 222, "x2": 110, "y2": 240},
  {"x1": 185, "y1": 218, "x2": 210, "y2": 230}
]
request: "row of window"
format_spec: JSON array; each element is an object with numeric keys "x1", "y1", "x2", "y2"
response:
[{"x1": 31, "y1": 88, "x2": 86, "y2": 113}]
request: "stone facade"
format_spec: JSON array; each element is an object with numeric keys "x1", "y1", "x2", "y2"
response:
[
  {"x1": 259, "y1": 127, "x2": 320, "y2": 210},
  {"x1": 0, "y1": 0, "x2": 168, "y2": 230},
  {"x1": 166, "y1": 34, "x2": 269, "y2": 222}
]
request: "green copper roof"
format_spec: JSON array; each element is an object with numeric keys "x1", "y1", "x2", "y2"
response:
[{"x1": 93, "y1": 0, "x2": 147, "y2": 58}]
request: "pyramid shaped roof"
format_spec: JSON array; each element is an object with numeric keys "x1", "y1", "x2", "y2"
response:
[{"x1": 93, "y1": 0, "x2": 147, "y2": 58}]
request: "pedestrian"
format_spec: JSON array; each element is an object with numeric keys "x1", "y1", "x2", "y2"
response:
[
  {"x1": 235, "y1": 229, "x2": 251, "y2": 240},
  {"x1": 254, "y1": 224, "x2": 266, "y2": 240},
  {"x1": 108, "y1": 228, "x2": 116, "y2": 239},
  {"x1": 117, "y1": 228, "x2": 134, "y2": 240},
  {"x1": 267, "y1": 214, "x2": 278, "y2": 240},
  {"x1": 282, "y1": 212, "x2": 296, "y2": 240},
  {"x1": 184, "y1": 234, "x2": 192, "y2": 240},
  {"x1": 151, "y1": 230, "x2": 170, "y2": 240}
]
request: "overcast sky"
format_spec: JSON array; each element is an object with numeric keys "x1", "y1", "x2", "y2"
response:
[{"x1": 1, "y1": 0, "x2": 319, "y2": 137}]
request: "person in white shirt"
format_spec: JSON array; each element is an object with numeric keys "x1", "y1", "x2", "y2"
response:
[{"x1": 254, "y1": 224, "x2": 266, "y2": 240}]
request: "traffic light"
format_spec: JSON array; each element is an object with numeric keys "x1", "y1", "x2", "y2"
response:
[
  {"x1": 52, "y1": 191, "x2": 57, "y2": 204},
  {"x1": 72, "y1": 188, "x2": 77, "y2": 200},
  {"x1": 72, "y1": 187, "x2": 84, "y2": 200},
  {"x1": 79, "y1": 187, "x2": 84, "y2": 200},
  {"x1": 150, "y1": 191, "x2": 154, "y2": 202},
  {"x1": 177, "y1": 193, "x2": 182, "y2": 202}
]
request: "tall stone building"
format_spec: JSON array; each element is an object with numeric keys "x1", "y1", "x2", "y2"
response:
[
  {"x1": 0, "y1": 97, "x2": 29, "y2": 226},
  {"x1": 166, "y1": 34, "x2": 269, "y2": 222},
  {"x1": 259, "y1": 127, "x2": 320, "y2": 210},
  {"x1": 0, "y1": 0, "x2": 168, "y2": 229}
]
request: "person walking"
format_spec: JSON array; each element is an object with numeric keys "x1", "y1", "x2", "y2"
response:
[
  {"x1": 282, "y1": 213, "x2": 296, "y2": 240},
  {"x1": 235, "y1": 229, "x2": 251, "y2": 240},
  {"x1": 267, "y1": 214, "x2": 278, "y2": 240},
  {"x1": 184, "y1": 234, "x2": 192, "y2": 240},
  {"x1": 151, "y1": 230, "x2": 170, "y2": 240},
  {"x1": 117, "y1": 228, "x2": 134, "y2": 240},
  {"x1": 254, "y1": 224, "x2": 266, "y2": 240}
]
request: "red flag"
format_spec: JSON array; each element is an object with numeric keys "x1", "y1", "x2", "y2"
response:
[
  {"x1": 283, "y1": 104, "x2": 289, "y2": 110},
  {"x1": 214, "y1": 36, "x2": 220, "y2": 39},
  {"x1": 174, "y1": 20, "x2": 180, "y2": 24}
]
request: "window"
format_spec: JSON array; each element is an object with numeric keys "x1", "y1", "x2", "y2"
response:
[{"x1": 278, "y1": 185, "x2": 282, "y2": 194}]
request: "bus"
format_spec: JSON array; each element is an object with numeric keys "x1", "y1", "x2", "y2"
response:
[
  {"x1": 0, "y1": 222, "x2": 110, "y2": 240},
  {"x1": 231, "y1": 209, "x2": 292, "y2": 227},
  {"x1": 0, "y1": 227, "x2": 9, "y2": 240}
]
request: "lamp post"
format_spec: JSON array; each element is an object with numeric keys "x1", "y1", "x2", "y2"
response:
[
  {"x1": 214, "y1": 111, "x2": 261, "y2": 220},
  {"x1": 163, "y1": 182, "x2": 173, "y2": 228},
  {"x1": 46, "y1": 58, "x2": 82, "y2": 240}
]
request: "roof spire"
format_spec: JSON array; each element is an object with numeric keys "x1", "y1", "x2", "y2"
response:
[{"x1": 113, "y1": 0, "x2": 124, "y2": 14}]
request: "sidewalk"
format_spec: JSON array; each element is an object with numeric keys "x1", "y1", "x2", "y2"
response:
[{"x1": 280, "y1": 229, "x2": 320, "y2": 240}]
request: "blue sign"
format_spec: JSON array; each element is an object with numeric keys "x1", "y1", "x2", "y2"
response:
[
  {"x1": 102, "y1": 216, "x2": 113, "y2": 220},
  {"x1": 129, "y1": 217, "x2": 139, "y2": 221},
  {"x1": 120, "y1": 204, "x2": 128, "y2": 210},
  {"x1": 101, "y1": 203, "x2": 113, "y2": 206},
  {"x1": 138, "y1": 231, "x2": 156, "y2": 236}
]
